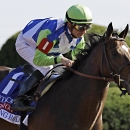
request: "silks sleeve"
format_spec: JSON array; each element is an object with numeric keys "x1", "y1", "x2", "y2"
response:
[{"x1": 33, "y1": 49, "x2": 62, "y2": 66}]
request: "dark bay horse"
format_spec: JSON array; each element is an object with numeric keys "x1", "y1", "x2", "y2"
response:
[{"x1": 0, "y1": 22, "x2": 130, "y2": 130}]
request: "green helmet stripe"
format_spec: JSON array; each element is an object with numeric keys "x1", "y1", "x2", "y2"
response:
[{"x1": 66, "y1": 13, "x2": 92, "y2": 23}]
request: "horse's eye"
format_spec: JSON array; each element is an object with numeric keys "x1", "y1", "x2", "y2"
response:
[{"x1": 112, "y1": 51, "x2": 117, "y2": 57}]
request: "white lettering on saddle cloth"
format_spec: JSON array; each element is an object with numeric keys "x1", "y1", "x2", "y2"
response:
[
  {"x1": 0, "y1": 97, "x2": 21, "y2": 124},
  {"x1": 0, "y1": 109, "x2": 20, "y2": 124}
]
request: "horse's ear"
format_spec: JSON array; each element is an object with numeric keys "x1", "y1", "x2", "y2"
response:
[
  {"x1": 105, "y1": 22, "x2": 113, "y2": 40},
  {"x1": 119, "y1": 24, "x2": 129, "y2": 39}
]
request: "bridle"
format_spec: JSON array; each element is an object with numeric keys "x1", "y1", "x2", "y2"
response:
[
  {"x1": 66, "y1": 36, "x2": 130, "y2": 96},
  {"x1": 101, "y1": 37, "x2": 130, "y2": 95}
]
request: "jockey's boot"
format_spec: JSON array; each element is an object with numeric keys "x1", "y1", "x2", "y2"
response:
[{"x1": 11, "y1": 70, "x2": 44, "y2": 111}]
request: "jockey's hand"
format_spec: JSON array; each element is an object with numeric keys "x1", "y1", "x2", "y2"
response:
[{"x1": 61, "y1": 57, "x2": 74, "y2": 67}]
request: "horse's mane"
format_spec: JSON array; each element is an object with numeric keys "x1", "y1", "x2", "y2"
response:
[{"x1": 62, "y1": 33, "x2": 103, "y2": 78}]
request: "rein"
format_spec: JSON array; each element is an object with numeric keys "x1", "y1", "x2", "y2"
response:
[
  {"x1": 65, "y1": 37, "x2": 129, "y2": 95},
  {"x1": 66, "y1": 66, "x2": 114, "y2": 81},
  {"x1": 66, "y1": 38, "x2": 123, "y2": 82},
  {"x1": 42, "y1": 36, "x2": 129, "y2": 95}
]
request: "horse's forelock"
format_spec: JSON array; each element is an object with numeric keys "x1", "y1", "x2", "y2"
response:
[{"x1": 112, "y1": 31, "x2": 120, "y2": 38}]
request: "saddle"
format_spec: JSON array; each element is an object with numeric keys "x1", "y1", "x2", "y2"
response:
[{"x1": 40, "y1": 73, "x2": 61, "y2": 96}]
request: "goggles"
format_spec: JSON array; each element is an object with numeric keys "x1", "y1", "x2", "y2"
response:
[{"x1": 72, "y1": 23, "x2": 91, "y2": 31}]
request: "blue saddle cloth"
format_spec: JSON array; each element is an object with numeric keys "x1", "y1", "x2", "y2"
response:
[
  {"x1": 0, "y1": 66, "x2": 60, "y2": 125},
  {"x1": 0, "y1": 66, "x2": 28, "y2": 125}
]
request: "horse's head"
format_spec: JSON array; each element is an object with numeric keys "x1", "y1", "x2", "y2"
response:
[{"x1": 103, "y1": 22, "x2": 130, "y2": 95}]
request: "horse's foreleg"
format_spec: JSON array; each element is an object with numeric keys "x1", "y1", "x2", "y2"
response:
[{"x1": 92, "y1": 114, "x2": 103, "y2": 130}]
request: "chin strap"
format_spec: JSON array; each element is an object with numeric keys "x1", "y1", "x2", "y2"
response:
[{"x1": 71, "y1": 33, "x2": 77, "y2": 38}]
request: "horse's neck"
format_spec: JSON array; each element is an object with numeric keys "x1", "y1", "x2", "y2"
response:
[
  {"x1": 67, "y1": 43, "x2": 109, "y2": 98},
  {"x1": 81, "y1": 45, "x2": 101, "y2": 75}
]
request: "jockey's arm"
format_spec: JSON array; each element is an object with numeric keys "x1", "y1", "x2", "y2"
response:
[{"x1": 33, "y1": 49, "x2": 62, "y2": 66}]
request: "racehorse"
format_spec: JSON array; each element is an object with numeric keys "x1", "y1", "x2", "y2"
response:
[{"x1": 0, "y1": 22, "x2": 130, "y2": 130}]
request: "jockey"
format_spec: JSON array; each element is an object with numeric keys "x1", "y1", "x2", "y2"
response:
[{"x1": 11, "y1": 4, "x2": 92, "y2": 111}]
